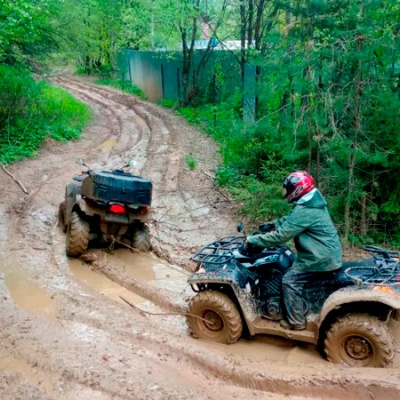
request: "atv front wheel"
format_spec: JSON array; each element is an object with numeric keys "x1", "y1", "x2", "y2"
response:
[
  {"x1": 66, "y1": 211, "x2": 90, "y2": 257},
  {"x1": 324, "y1": 313, "x2": 394, "y2": 368},
  {"x1": 132, "y1": 223, "x2": 151, "y2": 252},
  {"x1": 187, "y1": 291, "x2": 243, "y2": 344}
]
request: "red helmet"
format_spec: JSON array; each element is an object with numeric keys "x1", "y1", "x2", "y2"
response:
[{"x1": 283, "y1": 171, "x2": 315, "y2": 203}]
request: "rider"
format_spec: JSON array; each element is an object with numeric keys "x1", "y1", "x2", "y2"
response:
[{"x1": 246, "y1": 171, "x2": 342, "y2": 330}]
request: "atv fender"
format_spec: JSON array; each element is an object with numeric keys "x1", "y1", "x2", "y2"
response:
[
  {"x1": 188, "y1": 266, "x2": 259, "y2": 332},
  {"x1": 319, "y1": 287, "x2": 400, "y2": 327},
  {"x1": 74, "y1": 198, "x2": 94, "y2": 216},
  {"x1": 65, "y1": 183, "x2": 80, "y2": 225}
]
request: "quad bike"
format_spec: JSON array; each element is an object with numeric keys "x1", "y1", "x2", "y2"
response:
[
  {"x1": 186, "y1": 223, "x2": 400, "y2": 368},
  {"x1": 58, "y1": 158, "x2": 153, "y2": 257}
]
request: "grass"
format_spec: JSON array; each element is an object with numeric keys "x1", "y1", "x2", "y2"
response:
[
  {"x1": 0, "y1": 65, "x2": 91, "y2": 164},
  {"x1": 185, "y1": 154, "x2": 197, "y2": 170}
]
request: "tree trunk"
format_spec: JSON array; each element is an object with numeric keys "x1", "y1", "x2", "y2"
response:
[
  {"x1": 344, "y1": 150, "x2": 355, "y2": 245},
  {"x1": 360, "y1": 193, "x2": 367, "y2": 236},
  {"x1": 247, "y1": 0, "x2": 254, "y2": 49},
  {"x1": 240, "y1": 0, "x2": 246, "y2": 82}
]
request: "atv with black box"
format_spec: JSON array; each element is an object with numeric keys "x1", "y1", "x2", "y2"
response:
[{"x1": 59, "y1": 159, "x2": 153, "y2": 257}]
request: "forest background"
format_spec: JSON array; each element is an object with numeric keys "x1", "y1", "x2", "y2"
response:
[{"x1": 1, "y1": 0, "x2": 400, "y2": 247}]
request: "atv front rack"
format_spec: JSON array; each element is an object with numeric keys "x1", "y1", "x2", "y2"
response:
[{"x1": 191, "y1": 236, "x2": 245, "y2": 265}]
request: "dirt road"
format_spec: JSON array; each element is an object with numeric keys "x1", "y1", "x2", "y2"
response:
[{"x1": 0, "y1": 75, "x2": 399, "y2": 400}]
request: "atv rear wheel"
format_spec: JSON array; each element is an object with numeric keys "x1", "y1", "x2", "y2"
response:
[
  {"x1": 132, "y1": 223, "x2": 151, "y2": 252},
  {"x1": 66, "y1": 211, "x2": 90, "y2": 257},
  {"x1": 324, "y1": 313, "x2": 394, "y2": 368},
  {"x1": 187, "y1": 291, "x2": 243, "y2": 344}
]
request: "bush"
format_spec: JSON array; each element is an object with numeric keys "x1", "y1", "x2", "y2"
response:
[
  {"x1": 175, "y1": 100, "x2": 292, "y2": 222},
  {"x1": 0, "y1": 65, "x2": 91, "y2": 164}
]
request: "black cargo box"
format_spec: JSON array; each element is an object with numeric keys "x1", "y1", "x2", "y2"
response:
[{"x1": 81, "y1": 170, "x2": 152, "y2": 205}]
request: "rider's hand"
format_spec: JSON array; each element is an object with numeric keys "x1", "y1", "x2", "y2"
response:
[{"x1": 259, "y1": 222, "x2": 275, "y2": 233}]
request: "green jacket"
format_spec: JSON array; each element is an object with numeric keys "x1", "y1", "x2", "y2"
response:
[{"x1": 247, "y1": 189, "x2": 342, "y2": 273}]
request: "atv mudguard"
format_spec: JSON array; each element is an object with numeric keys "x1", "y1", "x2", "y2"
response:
[
  {"x1": 64, "y1": 183, "x2": 80, "y2": 226},
  {"x1": 318, "y1": 286, "x2": 400, "y2": 327},
  {"x1": 188, "y1": 262, "x2": 260, "y2": 329}
]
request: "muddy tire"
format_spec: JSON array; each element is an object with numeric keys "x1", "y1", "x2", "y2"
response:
[
  {"x1": 187, "y1": 291, "x2": 243, "y2": 344},
  {"x1": 324, "y1": 313, "x2": 394, "y2": 368},
  {"x1": 66, "y1": 211, "x2": 90, "y2": 257},
  {"x1": 58, "y1": 201, "x2": 67, "y2": 232},
  {"x1": 132, "y1": 223, "x2": 151, "y2": 252},
  {"x1": 64, "y1": 183, "x2": 79, "y2": 229}
]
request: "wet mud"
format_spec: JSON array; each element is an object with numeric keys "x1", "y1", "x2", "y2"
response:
[{"x1": 0, "y1": 73, "x2": 399, "y2": 399}]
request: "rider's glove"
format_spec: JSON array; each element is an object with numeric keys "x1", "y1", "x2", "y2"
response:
[
  {"x1": 243, "y1": 239, "x2": 263, "y2": 255},
  {"x1": 259, "y1": 222, "x2": 275, "y2": 233}
]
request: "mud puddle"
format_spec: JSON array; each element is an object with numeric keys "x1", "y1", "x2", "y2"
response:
[
  {"x1": 97, "y1": 137, "x2": 118, "y2": 151},
  {"x1": 52, "y1": 229, "x2": 153, "y2": 307},
  {"x1": 0, "y1": 350, "x2": 54, "y2": 393},
  {"x1": 4, "y1": 271, "x2": 58, "y2": 318}
]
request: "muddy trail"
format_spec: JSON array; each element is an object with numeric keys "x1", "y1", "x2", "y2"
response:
[{"x1": 0, "y1": 75, "x2": 399, "y2": 400}]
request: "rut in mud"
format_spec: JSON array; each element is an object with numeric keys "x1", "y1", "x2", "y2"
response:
[{"x1": 0, "y1": 74, "x2": 399, "y2": 400}]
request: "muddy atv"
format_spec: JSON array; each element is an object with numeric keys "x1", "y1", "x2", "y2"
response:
[
  {"x1": 58, "y1": 159, "x2": 152, "y2": 257},
  {"x1": 186, "y1": 226, "x2": 400, "y2": 368}
]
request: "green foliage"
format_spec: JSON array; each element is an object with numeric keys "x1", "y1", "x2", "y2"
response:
[
  {"x1": 185, "y1": 154, "x2": 196, "y2": 170},
  {"x1": 95, "y1": 78, "x2": 147, "y2": 99},
  {"x1": 175, "y1": 99, "x2": 291, "y2": 222},
  {"x1": 0, "y1": 65, "x2": 91, "y2": 164},
  {"x1": 230, "y1": 175, "x2": 290, "y2": 221},
  {"x1": 0, "y1": 0, "x2": 60, "y2": 65},
  {"x1": 157, "y1": 99, "x2": 178, "y2": 108}
]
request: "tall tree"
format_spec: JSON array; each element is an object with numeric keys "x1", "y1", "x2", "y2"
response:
[{"x1": 0, "y1": 0, "x2": 61, "y2": 66}]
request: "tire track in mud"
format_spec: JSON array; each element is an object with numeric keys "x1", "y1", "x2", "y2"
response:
[
  {"x1": 54, "y1": 77, "x2": 124, "y2": 141},
  {"x1": 53, "y1": 78, "x2": 149, "y2": 172}
]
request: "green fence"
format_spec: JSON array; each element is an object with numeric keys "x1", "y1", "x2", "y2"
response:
[{"x1": 120, "y1": 49, "x2": 257, "y2": 120}]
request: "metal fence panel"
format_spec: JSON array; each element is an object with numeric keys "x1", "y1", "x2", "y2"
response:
[
  {"x1": 125, "y1": 50, "x2": 164, "y2": 101},
  {"x1": 121, "y1": 49, "x2": 258, "y2": 122},
  {"x1": 122, "y1": 49, "x2": 243, "y2": 104}
]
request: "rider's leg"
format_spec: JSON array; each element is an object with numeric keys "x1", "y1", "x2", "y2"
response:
[{"x1": 281, "y1": 269, "x2": 314, "y2": 328}]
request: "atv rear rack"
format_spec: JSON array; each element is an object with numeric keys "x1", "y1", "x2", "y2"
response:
[
  {"x1": 191, "y1": 236, "x2": 245, "y2": 265},
  {"x1": 345, "y1": 245, "x2": 400, "y2": 288},
  {"x1": 345, "y1": 263, "x2": 400, "y2": 288},
  {"x1": 363, "y1": 245, "x2": 400, "y2": 261}
]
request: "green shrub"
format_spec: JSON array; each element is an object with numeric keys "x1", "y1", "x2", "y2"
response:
[
  {"x1": 157, "y1": 99, "x2": 178, "y2": 108},
  {"x1": 185, "y1": 154, "x2": 196, "y2": 170},
  {"x1": 175, "y1": 100, "x2": 292, "y2": 222},
  {"x1": 0, "y1": 65, "x2": 91, "y2": 164}
]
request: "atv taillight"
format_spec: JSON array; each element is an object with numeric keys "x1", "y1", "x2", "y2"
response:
[
  {"x1": 109, "y1": 204, "x2": 126, "y2": 214},
  {"x1": 141, "y1": 206, "x2": 150, "y2": 214}
]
